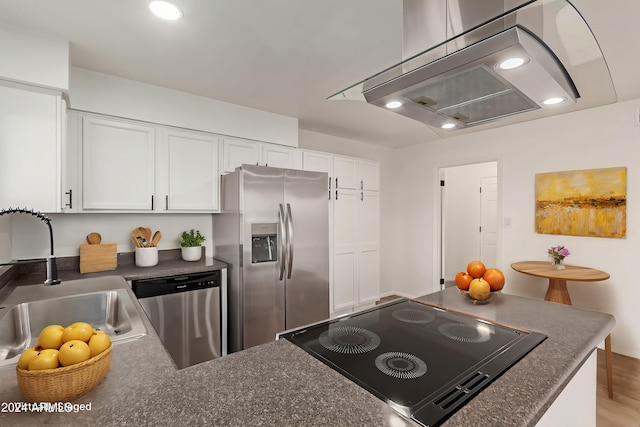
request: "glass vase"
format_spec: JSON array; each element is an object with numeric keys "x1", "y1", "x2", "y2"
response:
[{"x1": 552, "y1": 259, "x2": 565, "y2": 270}]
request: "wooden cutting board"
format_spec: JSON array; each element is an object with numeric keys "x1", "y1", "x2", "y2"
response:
[{"x1": 79, "y1": 243, "x2": 117, "y2": 274}]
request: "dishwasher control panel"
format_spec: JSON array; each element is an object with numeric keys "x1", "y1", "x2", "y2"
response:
[{"x1": 131, "y1": 270, "x2": 221, "y2": 299}]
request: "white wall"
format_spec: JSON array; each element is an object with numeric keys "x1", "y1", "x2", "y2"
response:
[
  {"x1": 10, "y1": 213, "x2": 213, "y2": 260},
  {"x1": 0, "y1": 22, "x2": 68, "y2": 91},
  {"x1": 390, "y1": 98, "x2": 640, "y2": 359},
  {"x1": 298, "y1": 129, "x2": 395, "y2": 294},
  {"x1": 69, "y1": 67, "x2": 298, "y2": 147}
]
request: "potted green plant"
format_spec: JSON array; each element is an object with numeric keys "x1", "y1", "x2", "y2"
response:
[{"x1": 179, "y1": 229, "x2": 206, "y2": 261}]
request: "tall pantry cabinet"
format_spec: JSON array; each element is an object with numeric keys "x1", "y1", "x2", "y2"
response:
[{"x1": 301, "y1": 150, "x2": 380, "y2": 317}]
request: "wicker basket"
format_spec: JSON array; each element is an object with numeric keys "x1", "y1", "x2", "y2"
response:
[{"x1": 16, "y1": 344, "x2": 112, "y2": 402}]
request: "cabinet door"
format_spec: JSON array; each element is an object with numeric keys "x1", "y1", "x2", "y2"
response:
[
  {"x1": 302, "y1": 150, "x2": 333, "y2": 174},
  {"x1": 0, "y1": 84, "x2": 63, "y2": 212},
  {"x1": 262, "y1": 143, "x2": 294, "y2": 169},
  {"x1": 166, "y1": 130, "x2": 219, "y2": 211},
  {"x1": 358, "y1": 191, "x2": 380, "y2": 304},
  {"x1": 359, "y1": 160, "x2": 380, "y2": 191},
  {"x1": 222, "y1": 138, "x2": 260, "y2": 173},
  {"x1": 332, "y1": 188, "x2": 358, "y2": 311},
  {"x1": 333, "y1": 155, "x2": 358, "y2": 189},
  {"x1": 82, "y1": 116, "x2": 155, "y2": 210}
]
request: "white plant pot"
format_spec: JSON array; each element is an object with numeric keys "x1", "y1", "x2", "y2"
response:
[{"x1": 181, "y1": 246, "x2": 202, "y2": 262}]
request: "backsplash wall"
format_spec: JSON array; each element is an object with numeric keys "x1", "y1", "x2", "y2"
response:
[{"x1": 9, "y1": 213, "x2": 214, "y2": 260}]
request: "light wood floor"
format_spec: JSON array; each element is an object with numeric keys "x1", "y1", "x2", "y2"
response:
[
  {"x1": 376, "y1": 296, "x2": 640, "y2": 425},
  {"x1": 597, "y1": 349, "x2": 640, "y2": 426}
]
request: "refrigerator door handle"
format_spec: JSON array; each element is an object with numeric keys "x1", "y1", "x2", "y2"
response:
[
  {"x1": 278, "y1": 204, "x2": 286, "y2": 280},
  {"x1": 286, "y1": 203, "x2": 294, "y2": 279}
]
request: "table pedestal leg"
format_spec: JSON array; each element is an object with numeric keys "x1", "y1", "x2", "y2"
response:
[{"x1": 544, "y1": 279, "x2": 572, "y2": 305}]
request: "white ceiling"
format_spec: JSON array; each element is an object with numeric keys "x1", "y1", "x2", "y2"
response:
[{"x1": 0, "y1": 0, "x2": 638, "y2": 148}]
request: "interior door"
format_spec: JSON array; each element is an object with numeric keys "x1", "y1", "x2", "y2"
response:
[
  {"x1": 480, "y1": 176, "x2": 498, "y2": 267},
  {"x1": 441, "y1": 162, "x2": 498, "y2": 286}
]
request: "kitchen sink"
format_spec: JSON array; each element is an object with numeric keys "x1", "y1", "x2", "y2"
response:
[{"x1": 0, "y1": 289, "x2": 147, "y2": 367}]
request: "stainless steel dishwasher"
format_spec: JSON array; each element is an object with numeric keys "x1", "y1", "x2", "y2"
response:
[{"x1": 131, "y1": 270, "x2": 227, "y2": 369}]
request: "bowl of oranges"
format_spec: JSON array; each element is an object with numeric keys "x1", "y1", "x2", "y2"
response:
[
  {"x1": 15, "y1": 322, "x2": 112, "y2": 402},
  {"x1": 455, "y1": 261, "x2": 505, "y2": 304}
]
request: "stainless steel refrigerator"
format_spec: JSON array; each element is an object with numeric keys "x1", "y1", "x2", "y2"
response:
[{"x1": 212, "y1": 165, "x2": 329, "y2": 353}]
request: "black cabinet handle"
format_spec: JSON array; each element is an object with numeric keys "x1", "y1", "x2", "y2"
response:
[
  {"x1": 151, "y1": 195, "x2": 154, "y2": 210},
  {"x1": 64, "y1": 189, "x2": 73, "y2": 209},
  {"x1": 165, "y1": 195, "x2": 169, "y2": 210}
]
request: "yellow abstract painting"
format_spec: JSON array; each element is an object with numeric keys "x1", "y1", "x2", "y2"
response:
[{"x1": 535, "y1": 167, "x2": 626, "y2": 238}]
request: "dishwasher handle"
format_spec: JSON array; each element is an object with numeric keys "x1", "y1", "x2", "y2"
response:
[{"x1": 132, "y1": 271, "x2": 221, "y2": 299}]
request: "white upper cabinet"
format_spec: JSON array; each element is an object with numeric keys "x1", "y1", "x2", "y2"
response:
[
  {"x1": 77, "y1": 112, "x2": 222, "y2": 213},
  {"x1": 0, "y1": 82, "x2": 64, "y2": 212},
  {"x1": 302, "y1": 150, "x2": 333, "y2": 174},
  {"x1": 359, "y1": 159, "x2": 380, "y2": 191},
  {"x1": 222, "y1": 138, "x2": 260, "y2": 173},
  {"x1": 262, "y1": 143, "x2": 295, "y2": 169},
  {"x1": 333, "y1": 155, "x2": 358, "y2": 190},
  {"x1": 222, "y1": 137, "x2": 296, "y2": 173},
  {"x1": 82, "y1": 116, "x2": 156, "y2": 210},
  {"x1": 164, "y1": 129, "x2": 219, "y2": 212}
]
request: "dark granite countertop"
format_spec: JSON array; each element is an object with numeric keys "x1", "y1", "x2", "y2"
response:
[
  {"x1": 0, "y1": 276, "x2": 614, "y2": 426},
  {"x1": 0, "y1": 250, "x2": 227, "y2": 303}
]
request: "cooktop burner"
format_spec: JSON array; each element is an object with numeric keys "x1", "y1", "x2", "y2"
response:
[
  {"x1": 318, "y1": 326, "x2": 381, "y2": 354},
  {"x1": 437, "y1": 322, "x2": 491, "y2": 343},
  {"x1": 279, "y1": 299, "x2": 546, "y2": 427},
  {"x1": 375, "y1": 352, "x2": 428, "y2": 379},
  {"x1": 391, "y1": 308, "x2": 435, "y2": 324}
]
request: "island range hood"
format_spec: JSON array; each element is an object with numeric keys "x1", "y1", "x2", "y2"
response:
[{"x1": 330, "y1": 0, "x2": 617, "y2": 136}]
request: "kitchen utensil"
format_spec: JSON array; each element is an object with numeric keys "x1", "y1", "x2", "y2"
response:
[
  {"x1": 86, "y1": 232, "x2": 102, "y2": 245},
  {"x1": 137, "y1": 237, "x2": 147, "y2": 247},
  {"x1": 131, "y1": 234, "x2": 141, "y2": 248},
  {"x1": 143, "y1": 227, "x2": 152, "y2": 243},
  {"x1": 151, "y1": 230, "x2": 162, "y2": 247}
]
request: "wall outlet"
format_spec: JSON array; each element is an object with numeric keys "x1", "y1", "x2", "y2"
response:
[
  {"x1": 636, "y1": 106, "x2": 640, "y2": 126},
  {"x1": 504, "y1": 217, "x2": 512, "y2": 228}
]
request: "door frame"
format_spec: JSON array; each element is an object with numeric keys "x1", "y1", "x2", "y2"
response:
[{"x1": 433, "y1": 159, "x2": 503, "y2": 292}]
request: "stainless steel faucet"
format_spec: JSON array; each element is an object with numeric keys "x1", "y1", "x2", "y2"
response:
[{"x1": 0, "y1": 207, "x2": 61, "y2": 285}]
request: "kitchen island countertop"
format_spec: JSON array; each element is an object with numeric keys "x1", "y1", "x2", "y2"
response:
[{"x1": 0, "y1": 277, "x2": 614, "y2": 426}]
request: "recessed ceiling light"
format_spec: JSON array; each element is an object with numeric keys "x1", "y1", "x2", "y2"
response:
[
  {"x1": 149, "y1": 1, "x2": 182, "y2": 20},
  {"x1": 385, "y1": 101, "x2": 402, "y2": 109},
  {"x1": 542, "y1": 97, "x2": 565, "y2": 105},
  {"x1": 441, "y1": 123, "x2": 456, "y2": 130},
  {"x1": 498, "y1": 57, "x2": 528, "y2": 70}
]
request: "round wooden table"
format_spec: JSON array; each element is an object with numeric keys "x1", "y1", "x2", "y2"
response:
[{"x1": 511, "y1": 260, "x2": 613, "y2": 398}]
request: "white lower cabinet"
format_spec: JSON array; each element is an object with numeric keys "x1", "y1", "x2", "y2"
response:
[
  {"x1": 357, "y1": 190, "x2": 380, "y2": 305},
  {"x1": 0, "y1": 82, "x2": 65, "y2": 212},
  {"x1": 333, "y1": 188, "x2": 358, "y2": 311},
  {"x1": 301, "y1": 150, "x2": 381, "y2": 315}
]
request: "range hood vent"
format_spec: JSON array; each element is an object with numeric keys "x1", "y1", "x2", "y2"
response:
[
  {"x1": 329, "y1": 0, "x2": 616, "y2": 137},
  {"x1": 364, "y1": 25, "x2": 578, "y2": 129}
]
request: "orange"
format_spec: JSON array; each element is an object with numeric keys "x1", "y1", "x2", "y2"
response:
[
  {"x1": 466, "y1": 261, "x2": 487, "y2": 279},
  {"x1": 455, "y1": 272, "x2": 473, "y2": 291},
  {"x1": 483, "y1": 268, "x2": 505, "y2": 291}
]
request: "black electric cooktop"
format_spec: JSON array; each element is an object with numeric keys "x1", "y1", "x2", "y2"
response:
[{"x1": 279, "y1": 299, "x2": 546, "y2": 427}]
